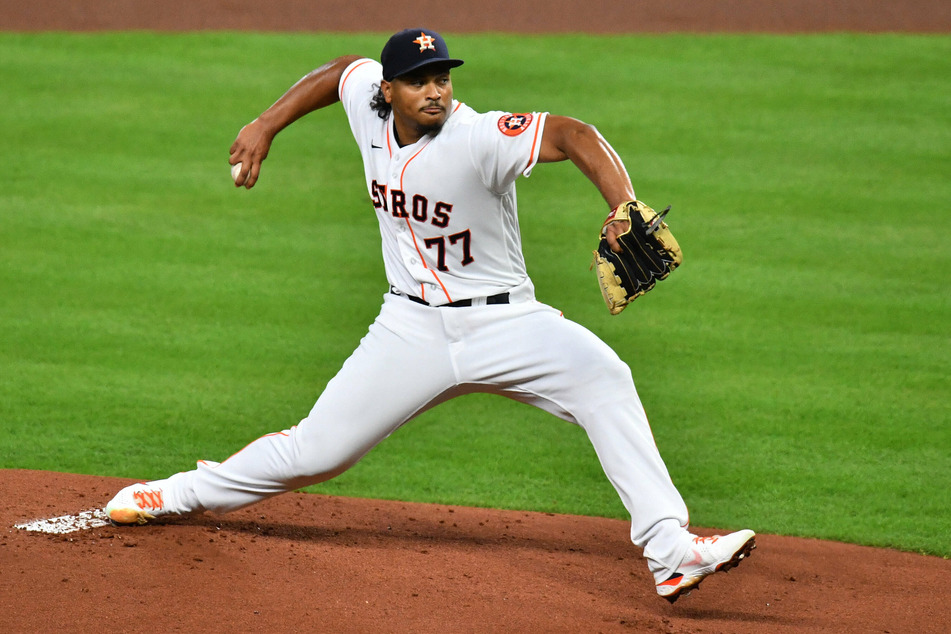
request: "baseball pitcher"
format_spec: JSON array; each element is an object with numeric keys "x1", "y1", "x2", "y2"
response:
[{"x1": 105, "y1": 28, "x2": 754, "y2": 603}]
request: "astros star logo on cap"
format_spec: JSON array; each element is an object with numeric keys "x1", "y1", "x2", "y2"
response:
[{"x1": 413, "y1": 32, "x2": 436, "y2": 52}]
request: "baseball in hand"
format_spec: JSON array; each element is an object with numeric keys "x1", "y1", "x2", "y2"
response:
[{"x1": 231, "y1": 162, "x2": 242, "y2": 183}]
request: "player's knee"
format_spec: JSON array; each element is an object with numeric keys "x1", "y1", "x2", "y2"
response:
[
  {"x1": 286, "y1": 431, "x2": 365, "y2": 483},
  {"x1": 581, "y1": 353, "x2": 635, "y2": 392},
  {"x1": 288, "y1": 450, "x2": 358, "y2": 483}
]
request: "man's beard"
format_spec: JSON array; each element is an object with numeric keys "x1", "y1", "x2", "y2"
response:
[
  {"x1": 416, "y1": 101, "x2": 447, "y2": 137},
  {"x1": 417, "y1": 121, "x2": 445, "y2": 137}
]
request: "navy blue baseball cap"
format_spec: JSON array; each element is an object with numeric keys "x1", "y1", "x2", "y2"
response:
[{"x1": 381, "y1": 28, "x2": 464, "y2": 81}]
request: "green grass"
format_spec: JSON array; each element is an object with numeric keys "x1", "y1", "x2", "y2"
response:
[{"x1": 1, "y1": 32, "x2": 948, "y2": 557}]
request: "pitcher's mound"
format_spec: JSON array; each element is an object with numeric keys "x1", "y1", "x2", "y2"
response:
[{"x1": 2, "y1": 470, "x2": 948, "y2": 633}]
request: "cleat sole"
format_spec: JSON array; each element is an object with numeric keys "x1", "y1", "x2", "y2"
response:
[
  {"x1": 663, "y1": 536, "x2": 756, "y2": 604},
  {"x1": 107, "y1": 508, "x2": 154, "y2": 526}
]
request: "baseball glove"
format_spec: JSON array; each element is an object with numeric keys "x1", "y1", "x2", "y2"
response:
[{"x1": 592, "y1": 200, "x2": 683, "y2": 315}]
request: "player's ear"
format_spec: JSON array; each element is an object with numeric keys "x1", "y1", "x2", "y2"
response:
[{"x1": 381, "y1": 80, "x2": 393, "y2": 104}]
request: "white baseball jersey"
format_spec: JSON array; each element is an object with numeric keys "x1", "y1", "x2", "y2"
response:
[{"x1": 339, "y1": 58, "x2": 547, "y2": 305}]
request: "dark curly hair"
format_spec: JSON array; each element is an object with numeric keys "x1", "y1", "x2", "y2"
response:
[{"x1": 370, "y1": 84, "x2": 391, "y2": 120}]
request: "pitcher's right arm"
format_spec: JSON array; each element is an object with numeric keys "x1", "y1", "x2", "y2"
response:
[{"x1": 229, "y1": 55, "x2": 364, "y2": 188}]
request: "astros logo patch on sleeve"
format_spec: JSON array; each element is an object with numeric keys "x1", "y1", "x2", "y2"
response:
[{"x1": 498, "y1": 113, "x2": 534, "y2": 137}]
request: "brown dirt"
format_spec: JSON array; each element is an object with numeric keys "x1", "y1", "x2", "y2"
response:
[
  {"x1": 4, "y1": 3, "x2": 949, "y2": 633},
  {"x1": 1, "y1": 0, "x2": 949, "y2": 33},
  {"x1": 2, "y1": 470, "x2": 949, "y2": 633}
]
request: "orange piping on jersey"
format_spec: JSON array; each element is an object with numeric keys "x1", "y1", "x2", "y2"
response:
[
  {"x1": 423, "y1": 103, "x2": 463, "y2": 302},
  {"x1": 396, "y1": 137, "x2": 454, "y2": 304},
  {"x1": 403, "y1": 218, "x2": 429, "y2": 268},
  {"x1": 523, "y1": 113, "x2": 544, "y2": 175},
  {"x1": 399, "y1": 215, "x2": 452, "y2": 303},
  {"x1": 386, "y1": 117, "x2": 394, "y2": 158},
  {"x1": 400, "y1": 140, "x2": 432, "y2": 185},
  {"x1": 429, "y1": 269, "x2": 452, "y2": 300},
  {"x1": 338, "y1": 59, "x2": 375, "y2": 100}
]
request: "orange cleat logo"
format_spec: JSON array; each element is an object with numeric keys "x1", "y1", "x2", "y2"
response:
[
  {"x1": 133, "y1": 489, "x2": 164, "y2": 510},
  {"x1": 413, "y1": 32, "x2": 436, "y2": 52}
]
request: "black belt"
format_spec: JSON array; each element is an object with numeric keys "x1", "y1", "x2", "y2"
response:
[{"x1": 391, "y1": 288, "x2": 510, "y2": 307}]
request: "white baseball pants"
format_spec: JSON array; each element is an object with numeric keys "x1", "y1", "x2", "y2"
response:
[{"x1": 158, "y1": 292, "x2": 693, "y2": 574}]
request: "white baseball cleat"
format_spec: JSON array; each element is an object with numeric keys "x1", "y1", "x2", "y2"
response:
[
  {"x1": 655, "y1": 529, "x2": 756, "y2": 603},
  {"x1": 105, "y1": 483, "x2": 169, "y2": 526}
]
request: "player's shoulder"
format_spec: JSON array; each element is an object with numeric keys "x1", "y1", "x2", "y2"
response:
[
  {"x1": 343, "y1": 57, "x2": 382, "y2": 77},
  {"x1": 339, "y1": 58, "x2": 382, "y2": 97},
  {"x1": 451, "y1": 105, "x2": 540, "y2": 131},
  {"x1": 450, "y1": 106, "x2": 544, "y2": 142}
]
